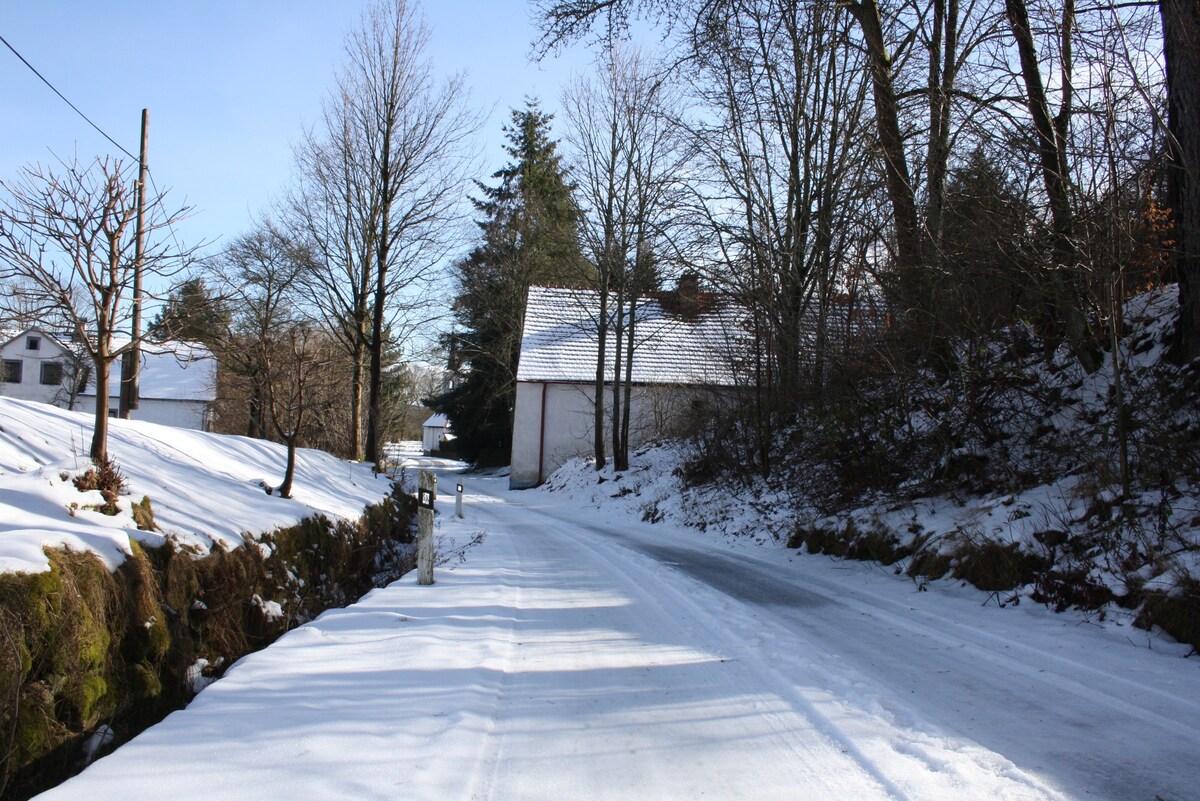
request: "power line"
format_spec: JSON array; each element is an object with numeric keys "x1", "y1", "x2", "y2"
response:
[
  {"x1": 0, "y1": 31, "x2": 138, "y2": 161},
  {"x1": 3, "y1": 33, "x2": 197, "y2": 257}
]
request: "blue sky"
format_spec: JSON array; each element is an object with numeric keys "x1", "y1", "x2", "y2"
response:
[{"x1": 1, "y1": 1, "x2": 594, "y2": 257}]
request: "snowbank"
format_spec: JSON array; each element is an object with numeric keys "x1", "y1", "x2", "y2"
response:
[{"x1": 0, "y1": 397, "x2": 393, "y2": 574}]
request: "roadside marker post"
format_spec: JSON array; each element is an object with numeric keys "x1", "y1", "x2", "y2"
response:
[
  {"x1": 417, "y1": 471, "x2": 436, "y2": 585},
  {"x1": 455, "y1": 482, "x2": 464, "y2": 519}
]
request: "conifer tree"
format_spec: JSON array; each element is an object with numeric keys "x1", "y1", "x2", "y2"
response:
[
  {"x1": 431, "y1": 102, "x2": 590, "y2": 463},
  {"x1": 149, "y1": 278, "x2": 231, "y2": 348}
]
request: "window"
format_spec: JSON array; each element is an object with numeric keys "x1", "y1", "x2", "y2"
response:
[
  {"x1": 2, "y1": 360, "x2": 22, "y2": 384},
  {"x1": 25, "y1": 335, "x2": 40, "y2": 351},
  {"x1": 40, "y1": 362, "x2": 63, "y2": 385}
]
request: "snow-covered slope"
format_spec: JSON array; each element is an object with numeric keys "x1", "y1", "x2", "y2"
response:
[
  {"x1": 0, "y1": 397, "x2": 392, "y2": 574},
  {"x1": 539, "y1": 286, "x2": 1200, "y2": 648}
]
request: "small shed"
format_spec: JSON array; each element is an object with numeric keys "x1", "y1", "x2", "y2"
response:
[{"x1": 422, "y1": 413, "x2": 450, "y2": 454}]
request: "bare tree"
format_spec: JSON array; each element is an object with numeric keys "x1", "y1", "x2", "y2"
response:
[
  {"x1": 259, "y1": 322, "x2": 338, "y2": 498},
  {"x1": 1160, "y1": 0, "x2": 1200, "y2": 360},
  {"x1": 564, "y1": 45, "x2": 687, "y2": 470},
  {"x1": 211, "y1": 221, "x2": 339, "y2": 496},
  {"x1": 1002, "y1": 0, "x2": 1102, "y2": 371},
  {"x1": 336, "y1": 0, "x2": 480, "y2": 467},
  {"x1": 214, "y1": 222, "x2": 307, "y2": 440},
  {"x1": 291, "y1": 101, "x2": 377, "y2": 461},
  {"x1": 0, "y1": 155, "x2": 192, "y2": 461}
]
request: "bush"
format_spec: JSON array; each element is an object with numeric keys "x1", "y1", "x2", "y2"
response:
[{"x1": 72, "y1": 456, "x2": 128, "y2": 515}]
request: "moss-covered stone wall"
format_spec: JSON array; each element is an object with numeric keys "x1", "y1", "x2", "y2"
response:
[{"x1": 0, "y1": 486, "x2": 416, "y2": 800}]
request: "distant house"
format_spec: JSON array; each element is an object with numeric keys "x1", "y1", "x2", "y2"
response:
[
  {"x1": 422, "y1": 413, "x2": 451, "y2": 454},
  {"x1": 79, "y1": 339, "x2": 217, "y2": 431},
  {"x1": 0, "y1": 328, "x2": 85, "y2": 407},
  {"x1": 1, "y1": 327, "x2": 217, "y2": 431},
  {"x1": 510, "y1": 281, "x2": 745, "y2": 489}
]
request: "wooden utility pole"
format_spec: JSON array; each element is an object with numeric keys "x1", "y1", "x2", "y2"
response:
[{"x1": 120, "y1": 108, "x2": 149, "y2": 418}]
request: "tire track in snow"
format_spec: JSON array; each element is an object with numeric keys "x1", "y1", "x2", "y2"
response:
[
  {"x1": 625, "y1": 538, "x2": 1200, "y2": 742},
  {"x1": 550, "y1": 515, "x2": 915, "y2": 801},
  {"x1": 570, "y1": 524, "x2": 1075, "y2": 801},
  {"x1": 466, "y1": 496, "x2": 899, "y2": 800}
]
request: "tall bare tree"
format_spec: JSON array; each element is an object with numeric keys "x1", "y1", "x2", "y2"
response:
[
  {"x1": 291, "y1": 101, "x2": 377, "y2": 460},
  {"x1": 564, "y1": 45, "x2": 686, "y2": 470},
  {"x1": 1003, "y1": 0, "x2": 1101, "y2": 371},
  {"x1": 336, "y1": 0, "x2": 479, "y2": 466},
  {"x1": 0, "y1": 155, "x2": 192, "y2": 461},
  {"x1": 1160, "y1": 0, "x2": 1200, "y2": 360}
]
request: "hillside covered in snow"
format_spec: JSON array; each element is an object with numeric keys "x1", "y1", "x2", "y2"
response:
[
  {"x1": 540, "y1": 286, "x2": 1200, "y2": 652},
  {"x1": 0, "y1": 397, "x2": 393, "y2": 575}
]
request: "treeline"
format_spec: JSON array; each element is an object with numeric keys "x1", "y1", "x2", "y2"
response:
[
  {"x1": 488, "y1": 0, "x2": 1197, "y2": 483},
  {"x1": 4, "y1": 0, "x2": 1195, "y2": 483},
  {"x1": 429, "y1": 0, "x2": 1197, "y2": 484},
  {"x1": 150, "y1": 1, "x2": 481, "y2": 478}
]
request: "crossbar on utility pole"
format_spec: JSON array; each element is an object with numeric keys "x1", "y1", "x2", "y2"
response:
[{"x1": 120, "y1": 108, "x2": 148, "y2": 418}]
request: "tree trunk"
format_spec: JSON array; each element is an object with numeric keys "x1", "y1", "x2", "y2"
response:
[
  {"x1": 1161, "y1": 0, "x2": 1200, "y2": 361},
  {"x1": 247, "y1": 373, "x2": 265, "y2": 439},
  {"x1": 366, "y1": 275, "x2": 386, "y2": 467},
  {"x1": 279, "y1": 438, "x2": 298, "y2": 498},
  {"x1": 1005, "y1": 0, "x2": 1101, "y2": 373},
  {"x1": 90, "y1": 357, "x2": 110, "y2": 461},
  {"x1": 611, "y1": 286, "x2": 626, "y2": 468},
  {"x1": 844, "y1": 0, "x2": 924, "y2": 274},
  {"x1": 350, "y1": 343, "x2": 365, "y2": 461},
  {"x1": 618, "y1": 295, "x2": 636, "y2": 472},
  {"x1": 594, "y1": 275, "x2": 609, "y2": 470}
]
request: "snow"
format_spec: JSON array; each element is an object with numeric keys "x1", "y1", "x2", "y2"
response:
[
  {"x1": 36, "y1": 467, "x2": 1200, "y2": 801},
  {"x1": 0, "y1": 397, "x2": 392, "y2": 574},
  {"x1": 517, "y1": 285, "x2": 744, "y2": 384},
  {"x1": 80, "y1": 338, "x2": 217, "y2": 402}
]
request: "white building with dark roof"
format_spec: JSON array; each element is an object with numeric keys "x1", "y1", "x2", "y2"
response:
[{"x1": 510, "y1": 282, "x2": 746, "y2": 488}]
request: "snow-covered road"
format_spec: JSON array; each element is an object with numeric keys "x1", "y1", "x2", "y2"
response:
[{"x1": 39, "y1": 473, "x2": 1200, "y2": 800}]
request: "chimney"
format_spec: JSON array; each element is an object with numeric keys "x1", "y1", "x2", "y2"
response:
[{"x1": 676, "y1": 271, "x2": 700, "y2": 316}]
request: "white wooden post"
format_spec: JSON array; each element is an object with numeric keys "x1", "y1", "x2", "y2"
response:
[{"x1": 417, "y1": 471, "x2": 436, "y2": 585}]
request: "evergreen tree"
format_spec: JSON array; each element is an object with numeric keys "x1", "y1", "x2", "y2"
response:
[
  {"x1": 431, "y1": 102, "x2": 591, "y2": 463},
  {"x1": 149, "y1": 277, "x2": 231, "y2": 348}
]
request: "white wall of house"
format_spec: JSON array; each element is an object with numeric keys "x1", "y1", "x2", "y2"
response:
[
  {"x1": 510, "y1": 380, "x2": 719, "y2": 489},
  {"x1": 0, "y1": 330, "x2": 80, "y2": 406},
  {"x1": 87, "y1": 396, "x2": 212, "y2": 430},
  {"x1": 422, "y1": 413, "x2": 449, "y2": 454},
  {"x1": 79, "y1": 341, "x2": 216, "y2": 432}
]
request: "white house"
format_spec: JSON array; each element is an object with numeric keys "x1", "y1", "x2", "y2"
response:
[
  {"x1": 2, "y1": 327, "x2": 217, "y2": 431},
  {"x1": 79, "y1": 339, "x2": 217, "y2": 430},
  {"x1": 510, "y1": 282, "x2": 745, "y2": 489},
  {"x1": 0, "y1": 328, "x2": 84, "y2": 407},
  {"x1": 422, "y1": 413, "x2": 451, "y2": 454}
]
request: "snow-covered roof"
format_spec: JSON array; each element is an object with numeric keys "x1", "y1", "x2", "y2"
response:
[
  {"x1": 424, "y1": 413, "x2": 448, "y2": 429},
  {"x1": 81, "y1": 339, "x2": 217, "y2": 402},
  {"x1": 0, "y1": 326, "x2": 73, "y2": 354},
  {"x1": 516, "y1": 285, "x2": 745, "y2": 386}
]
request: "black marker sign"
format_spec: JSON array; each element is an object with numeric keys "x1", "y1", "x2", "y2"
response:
[{"x1": 418, "y1": 488, "x2": 435, "y2": 509}]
